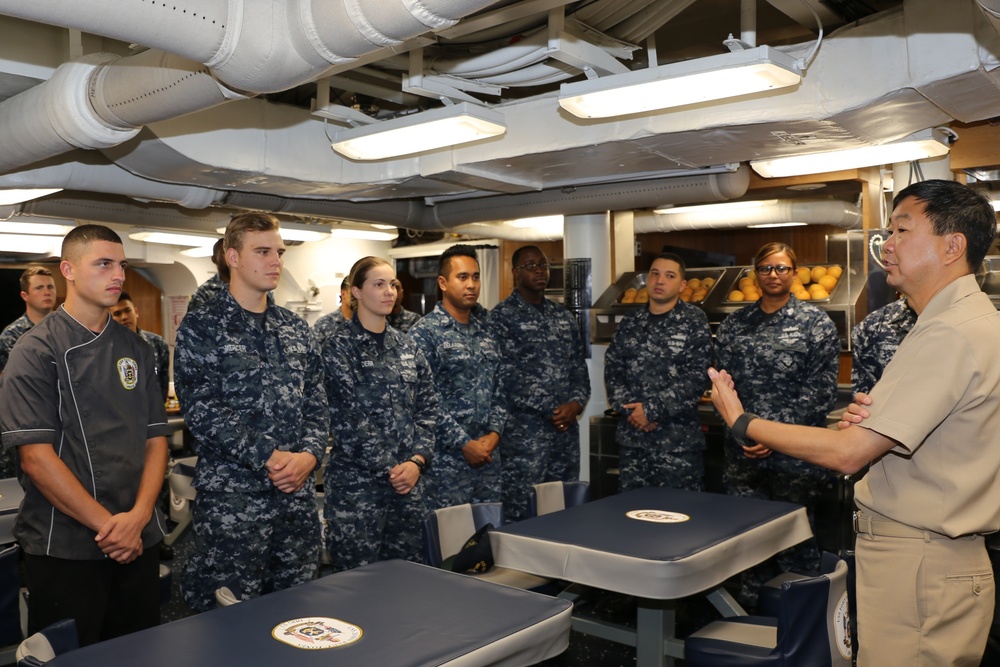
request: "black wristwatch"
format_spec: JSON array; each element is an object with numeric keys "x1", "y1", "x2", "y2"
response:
[
  {"x1": 731, "y1": 412, "x2": 760, "y2": 448},
  {"x1": 408, "y1": 456, "x2": 426, "y2": 474}
]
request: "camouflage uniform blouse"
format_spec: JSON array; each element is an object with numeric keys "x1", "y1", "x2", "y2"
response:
[
  {"x1": 174, "y1": 290, "x2": 328, "y2": 493},
  {"x1": 604, "y1": 302, "x2": 713, "y2": 451}
]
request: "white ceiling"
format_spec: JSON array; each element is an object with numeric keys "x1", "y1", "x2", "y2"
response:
[{"x1": 2, "y1": 0, "x2": 998, "y2": 237}]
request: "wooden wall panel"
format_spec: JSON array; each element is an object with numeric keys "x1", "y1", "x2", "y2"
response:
[
  {"x1": 123, "y1": 268, "x2": 164, "y2": 336},
  {"x1": 498, "y1": 240, "x2": 564, "y2": 301}
]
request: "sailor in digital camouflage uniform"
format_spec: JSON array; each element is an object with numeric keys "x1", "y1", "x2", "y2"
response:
[
  {"x1": 0, "y1": 266, "x2": 57, "y2": 478},
  {"x1": 714, "y1": 242, "x2": 840, "y2": 608},
  {"x1": 111, "y1": 291, "x2": 171, "y2": 402},
  {"x1": 312, "y1": 277, "x2": 352, "y2": 344},
  {"x1": 604, "y1": 253, "x2": 713, "y2": 492},
  {"x1": 175, "y1": 213, "x2": 326, "y2": 612},
  {"x1": 410, "y1": 245, "x2": 507, "y2": 509},
  {"x1": 0, "y1": 266, "x2": 56, "y2": 373},
  {"x1": 322, "y1": 257, "x2": 437, "y2": 571},
  {"x1": 386, "y1": 278, "x2": 421, "y2": 333},
  {"x1": 186, "y1": 239, "x2": 229, "y2": 314},
  {"x1": 851, "y1": 296, "x2": 917, "y2": 395},
  {"x1": 490, "y1": 245, "x2": 590, "y2": 523}
]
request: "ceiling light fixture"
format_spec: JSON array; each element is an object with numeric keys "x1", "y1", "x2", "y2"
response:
[
  {"x1": 0, "y1": 234, "x2": 62, "y2": 255},
  {"x1": 747, "y1": 222, "x2": 809, "y2": 228},
  {"x1": 750, "y1": 128, "x2": 954, "y2": 178},
  {"x1": 0, "y1": 216, "x2": 75, "y2": 236},
  {"x1": 180, "y1": 246, "x2": 215, "y2": 258},
  {"x1": 558, "y1": 46, "x2": 801, "y2": 120},
  {"x1": 278, "y1": 221, "x2": 331, "y2": 243},
  {"x1": 0, "y1": 188, "x2": 63, "y2": 206},
  {"x1": 654, "y1": 199, "x2": 779, "y2": 215},
  {"x1": 329, "y1": 227, "x2": 399, "y2": 241},
  {"x1": 330, "y1": 102, "x2": 506, "y2": 161},
  {"x1": 504, "y1": 215, "x2": 564, "y2": 229},
  {"x1": 129, "y1": 229, "x2": 219, "y2": 247}
]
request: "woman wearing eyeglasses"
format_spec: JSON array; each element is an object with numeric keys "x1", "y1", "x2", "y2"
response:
[
  {"x1": 320, "y1": 256, "x2": 440, "y2": 572},
  {"x1": 714, "y1": 241, "x2": 840, "y2": 610}
]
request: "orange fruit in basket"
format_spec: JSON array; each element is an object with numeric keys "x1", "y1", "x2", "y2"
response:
[
  {"x1": 795, "y1": 289, "x2": 811, "y2": 300},
  {"x1": 702, "y1": 277, "x2": 716, "y2": 288},
  {"x1": 797, "y1": 267, "x2": 811, "y2": 284},
  {"x1": 729, "y1": 290, "x2": 746, "y2": 301},
  {"x1": 687, "y1": 278, "x2": 702, "y2": 290},
  {"x1": 827, "y1": 265, "x2": 843, "y2": 279},
  {"x1": 810, "y1": 266, "x2": 828, "y2": 283},
  {"x1": 818, "y1": 275, "x2": 838, "y2": 291},
  {"x1": 810, "y1": 287, "x2": 830, "y2": 299}
]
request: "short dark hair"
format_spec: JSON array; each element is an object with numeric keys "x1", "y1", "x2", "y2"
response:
[
  {"x1": 511, "y1": 245, "x2": 542, "y2": 268},
  {"x1": 439, "y1": 244, "x2": 479, "y2": 278},
  {"x1": 19, "y1": 265, "x2": 53, "y2": 293},
  {"x1": 224, "y1": 212, "x2": 279, "y2": 253},
  {"x1": 753, "y1": 242, "x2": 797, "y2": 270},
  {"x1": 651, "y1": 252, "x2": 687, "y2": 279},
  {"x1": 117, "y1": 291, "x2": 133, "y2": 304},
  {"x1": 62, "y1": 224, "x2": 123, "y2": 263},
  {"x1": 893, "y1": 179, "x2": 997, "y2": 272}
]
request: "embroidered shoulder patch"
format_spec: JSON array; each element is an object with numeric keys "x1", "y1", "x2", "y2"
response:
[{"x1": 117, "y1": 357, "x2": 139, "y2": 390}]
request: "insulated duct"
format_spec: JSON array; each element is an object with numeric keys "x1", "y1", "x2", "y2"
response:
[
  {"x1": 634, "y1": 198, "x2": 862, "y2": 232},
  {"x1": 0, "y1": 153, "x2": 227, "y2": 209},
  {"x1": 0, "y1": 0, "x2": 501, "y2": 173},
  {"x1": 219, "y1": 166, "x2": 751, "y2": 229},
  {"x1": 19, "y1": 168, "x2": 753, "y2": 233}
]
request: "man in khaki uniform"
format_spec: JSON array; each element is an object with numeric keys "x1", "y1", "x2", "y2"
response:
[{"x1": 709, "y1": 179, "x2": 1000, "y2": 667}]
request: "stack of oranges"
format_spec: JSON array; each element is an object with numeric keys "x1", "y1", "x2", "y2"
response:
[
  {"x1": 679, "y1": 276, "x2": 717, "y2": 303},
  {"x1": 727, "y1": 265, "x2": 842, "y2": 302},
  {"x1": 793, "y1": 265, "x2": 842, "y2": 301}
]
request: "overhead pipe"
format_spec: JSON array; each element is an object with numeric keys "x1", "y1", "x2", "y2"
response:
[
  {"x1": 634, "y1": 198, "x2": 862, "y2": 232},
  {"x1": 219, "y1": 166, "x2": 751, "y2": 229},
  {"x1": 0, "y1": 0, "x2": 502, "y2": 173},
  {"x1": 20, "y1": 167, "x2": 752, "y2": 233},
  {"x1": 0, "y1": 153, "x2": 227, "y2": 209}
]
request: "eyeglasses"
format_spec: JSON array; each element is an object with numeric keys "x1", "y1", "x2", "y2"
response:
[
  {"x1": 754, "y1": 265, "x2": 794, "y2": 276},
  {"x1": 515, "y1": 262, "x2": 550, "y2": 272}
]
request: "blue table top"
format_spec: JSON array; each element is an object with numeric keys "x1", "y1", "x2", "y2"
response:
[
  {"x1": 492, "y1": 488, "x2": 812, "y2": 598},
  {"x1": 497, "y1": 487, "x2": 804, "y2": 562},
  {"x1": 48, "y1": 560, "x2": 572, "y2": 667}
]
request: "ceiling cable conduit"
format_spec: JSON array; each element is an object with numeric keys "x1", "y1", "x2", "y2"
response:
[
  {"x1": 634, "y1": 198, "x2": 862, "y2": 232},
  {"x1": 0, "y1": 0, "x2": 502, "y2": 174}
]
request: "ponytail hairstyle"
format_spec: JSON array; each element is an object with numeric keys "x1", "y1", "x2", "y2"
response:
[{"x1": 347, "y1": 256, "x2": 392, "y2": 314}]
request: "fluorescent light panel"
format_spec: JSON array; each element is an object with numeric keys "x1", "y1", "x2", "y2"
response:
[
  {"x1": 0, "y1": 188, "x2": 62, "y2": 206},
  {"x1": 0, "y1": 234, "x2": 62, "y2": 255},
  {"x1": 331, "y1": 102, "x2": 506, "y2": 161},
  {"x1": 129, "y1": 229, "x2": 218, "y2": 247},
  {"x1": 655, "y1": 199, "x2": 779, "y2": 215},
  {"x1": 329, "y1": 227, "x2": 399, "y2": 241},
  {"x1": 751, "y1": 129, "x2": 952, "y2": 178},
  {"x1": 279, "y1": 221, "x2": 331, "y2": 243},
  {"x1": 180, "y1": 246, "x2": 215, "y2": 258},
  {"x1": 0, "y1": 216, "x2": 75, "y2": 236},
  {"x1": 559, "y1": 46, "x2": 801, "y2": 119}
]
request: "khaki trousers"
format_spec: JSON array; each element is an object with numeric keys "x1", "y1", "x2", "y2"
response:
[{"x1": 855, "y1": 512, "x2": 993, "y2": 667}]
